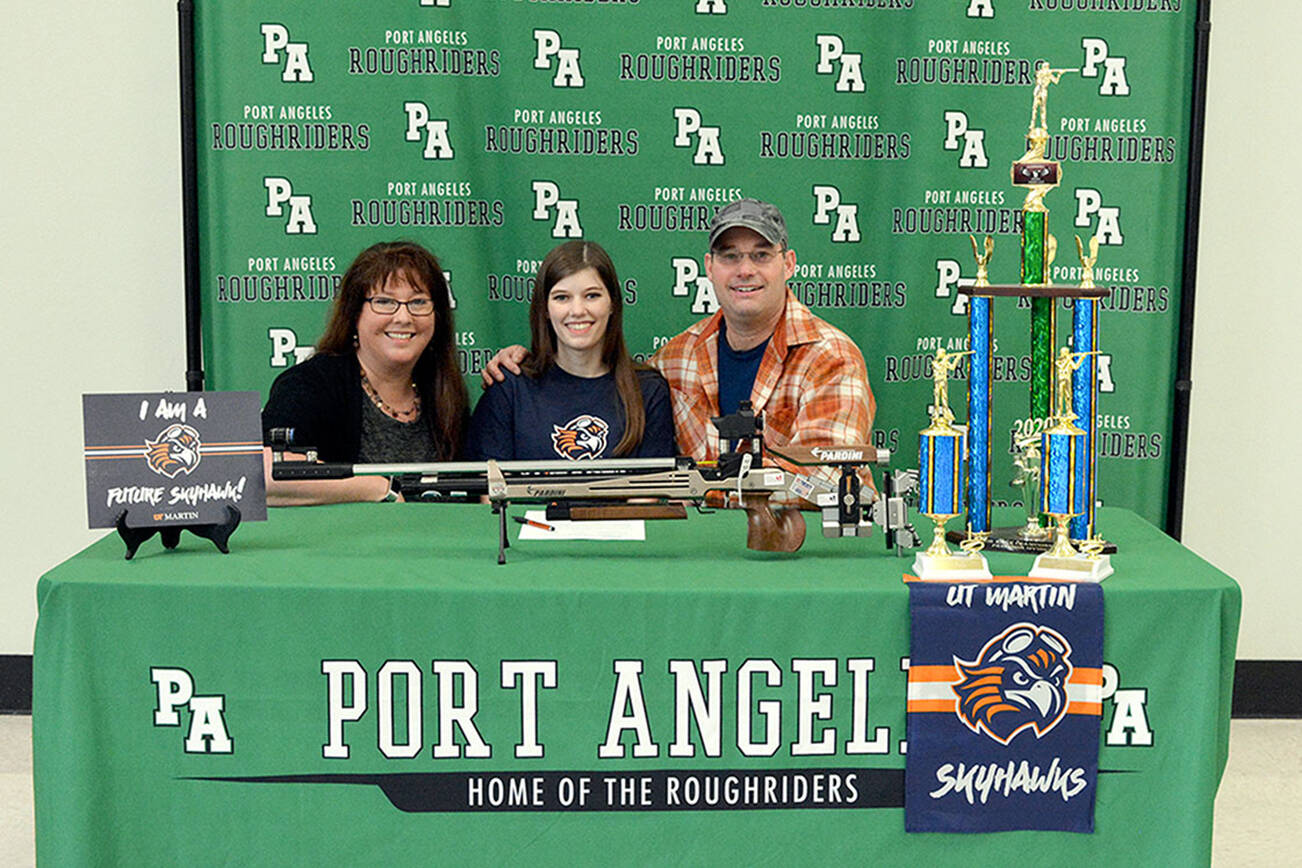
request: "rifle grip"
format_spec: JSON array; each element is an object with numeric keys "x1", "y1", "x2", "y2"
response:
[{"x1": 740, "y1": 494, "x2": 806, "y2": 553}]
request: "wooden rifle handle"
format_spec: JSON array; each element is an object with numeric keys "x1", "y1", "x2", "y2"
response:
[{"x1": 739, "y1": 493, "x2": 807, "y2": 552}]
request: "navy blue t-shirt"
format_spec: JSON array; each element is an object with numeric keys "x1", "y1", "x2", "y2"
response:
[
  {"x1": 716, "y1": 318, "x2": 769, "y2": 416},
  {"x1": 466, "y1": 365, "x2": 675, "y2": 460}
]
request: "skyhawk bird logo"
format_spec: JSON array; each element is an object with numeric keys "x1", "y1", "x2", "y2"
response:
[
  {"x1": 551, "y1": 414, "x2": 609, "y2": 460},
  {"x1": 145, "y1": 424, "x2": 203, "y2": 478},
  {"x1": 952, "y1": 623, "x2": 1073, "y2": 745}
]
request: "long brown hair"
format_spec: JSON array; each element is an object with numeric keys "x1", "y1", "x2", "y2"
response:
[
  {"x1": 317, "y1": 240, "x2": 467, "y2": 458},
  {"x1": 521, "y1": 240, "x2": 645, "y2": 457}
]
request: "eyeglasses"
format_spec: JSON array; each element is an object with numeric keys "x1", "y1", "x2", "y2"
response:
[
  {"x1": 365, "y1": 296, "x2": 435, "y2": 316},
  {"x1": 712, "y1": 248, "x2": 782, "y2": 267}
]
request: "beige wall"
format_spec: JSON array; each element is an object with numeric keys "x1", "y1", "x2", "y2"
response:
[
  {"x1": 1, "y1": 6, "x2": 185, "y2": 652},
  {"x1": 1, "y1": 5, "x2": 1296, "y2": 658},
  {"x1": 1183, "y1": 3, "x2": 1302, "y2": 658}
]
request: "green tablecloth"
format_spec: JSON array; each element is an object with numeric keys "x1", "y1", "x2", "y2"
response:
[{"x1": 34, "y1": 505, "x2": 1239, "y2": 866}]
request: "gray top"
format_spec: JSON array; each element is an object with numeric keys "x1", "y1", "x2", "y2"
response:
[{"x1": 358, "y1": 399, "x2": 439, "y2": 463}]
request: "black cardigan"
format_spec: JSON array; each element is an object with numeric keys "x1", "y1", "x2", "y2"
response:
[{"x1": 261, "y1": 352, "x2": 370, "y2": 461}]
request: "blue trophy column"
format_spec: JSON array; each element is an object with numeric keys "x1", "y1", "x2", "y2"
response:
[
  {"x1": 1070, "y1": 299, "x2": 1099, "y2": 540},
  {"x1": 967, "y1": 295, "x2": 992, "y2": 534}
]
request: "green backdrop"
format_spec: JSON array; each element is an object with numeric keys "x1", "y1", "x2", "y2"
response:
[{"x1": 196, "y1": 0, "x2": 1196, "y2": 527}]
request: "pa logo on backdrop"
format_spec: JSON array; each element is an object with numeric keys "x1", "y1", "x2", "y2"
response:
[
  {"x1": 942, "y1": 111, "x2": 988, "y2": 169},
  {"x1": 532, "y1": 181, "x2": 582, "y2": 238},
  {"x1": 934, "y1": 259, "x2": 975, "y2": 317},
  {"x1": 814, "y1": 35, "x2": 865, "y2": 93},
  {"x1": 269, "y1": 328, "x2": 316, "y2": 368},
  {"x1": 533, "y1": 30, "x2": 584, "y2": 87},
  {"x1": 1074, "y1": 189, "x2": 1123, "y2": 246},
  {"x1": 673, "y1": 108, "x2": 724, "y2": 166},
  {"x1": 260, "y1": 23, "x2": 312, "y2": 82},
  {"x1": 1082, "y1": 38, "x2": 1129, "y2": 96},
  {"x1": 812, "y1": 185, "x2": 860, "y2": 243},
  {"x1": 670, "y1": 257, "x2": 718, "y2": 315},
  {"x1": 404, "y1": 101, "x2": 454, "y2": 160},
  {"x1": 263, "y1": 177, "x2": 317, "y2": 234}
]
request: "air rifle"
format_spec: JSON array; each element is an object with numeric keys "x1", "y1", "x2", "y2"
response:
[{"x1": 268, "y1": 403, "x2": 807, "y2": 563}]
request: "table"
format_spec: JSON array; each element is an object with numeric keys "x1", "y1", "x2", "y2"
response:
[{"x1": 34, "y1": 505, "x2": 1239, "y2": 865}]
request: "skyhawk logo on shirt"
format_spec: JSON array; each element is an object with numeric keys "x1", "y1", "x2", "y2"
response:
[{"x1": 552, "y1": 415, "x2": 609, "y2": 459}]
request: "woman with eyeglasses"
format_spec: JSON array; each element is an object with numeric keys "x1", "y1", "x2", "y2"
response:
[
  {"x1": 262, "y1": 240, "x2": 468, "y2": 504},
  {"x1": 465, "y1": 240, "x2": 674, "y2": 461}
]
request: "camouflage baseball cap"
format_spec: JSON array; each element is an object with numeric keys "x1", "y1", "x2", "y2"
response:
[{"x1": 707, "y1": 198, "x2": 789, "y2": 249}]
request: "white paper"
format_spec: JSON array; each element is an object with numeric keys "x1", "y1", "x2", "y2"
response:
[{"x1": 516, "y1": 509, "x2": 646, "y2": 541}]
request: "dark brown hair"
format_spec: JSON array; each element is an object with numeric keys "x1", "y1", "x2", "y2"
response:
[
  {"x1": 522, "y1": 240, "x2": 645, "y2": 456},
  {"x1": 317, "y1": 240, "x2": 467, "y2": 458}
]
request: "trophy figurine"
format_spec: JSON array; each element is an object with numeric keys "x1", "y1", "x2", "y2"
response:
[
  {"x1": 1011, "y1": 432, "x2": 1051, "y2": 541},
  {"x1": 1020, "y1": 62, "x2": 1076, "y2": 163},
  {"x1": 1029, "y1": 347, "x2": 1113, "y2": 582},
  {"x1": 914, "y1": 350, "x2": 992, "y2": 581}
]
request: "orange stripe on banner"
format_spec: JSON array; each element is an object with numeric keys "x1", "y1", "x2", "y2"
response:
[
  {"x1": 84, "y1": 455, "x2": 266, "y2": 460},
  {"x1": 908, "y1": 701, "x2": 1100, "y2": 717},
  {"x1": 908, "y1": 666, "x2": 1102, "y2": 685},
  {"x1": 906, "y1": 700, "x2": 955, "y2": 713},
  {"x1": 199, "y1": 449, "x2": 264, "y2": 456},
  {"x1": 86, "y1": 440, "x2": 261, "y2": 450}
]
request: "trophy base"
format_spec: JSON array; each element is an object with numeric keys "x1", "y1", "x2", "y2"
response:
[
  {"x1": 912, "y1": 551, "x2": 994, "y2": 582},
  {"x1": 947, "y1": 526, "x2": 1117, "y2": 555},
  {"x1": 1028, "y1": 553, "x2": 1113, "y2": 583}
]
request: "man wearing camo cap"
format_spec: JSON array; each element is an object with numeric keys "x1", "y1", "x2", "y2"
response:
[
  {"x1": 649, "y1": 198, "x2": 875, "y2": 505},
  {"x1": 482, "y1": 198, "x2": 875, "y2": 506}
]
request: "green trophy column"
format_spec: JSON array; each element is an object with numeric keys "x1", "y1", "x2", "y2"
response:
[{"x1": 1022, "y1": 208, "x2": 1054, "y2": 421}]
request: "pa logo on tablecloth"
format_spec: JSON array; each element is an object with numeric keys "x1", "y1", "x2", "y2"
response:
[
  {"x1": 952, "y1": 623, "x2": 1072, "y2": 745},
  {"x1": 151, "y1": 668, "x2": 234, "y2": 754}
]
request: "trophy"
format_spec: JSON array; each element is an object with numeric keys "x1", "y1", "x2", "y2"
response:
[
  {"x1": 914, "y1": 349, "x2": 992, "y2": 581},
  {"x1": 1010, "y1": 431, "x2": 1051, "y2": 542},
  {"x1": 953, "y1": 58, "x2": 1116, "y2": 561},
  {"x1": 1069, "y1": 235, "x2": 1104, "y2": 542},
  {"x1": 1029, "y1": 348, "x2": 1113, "y2": 582}
]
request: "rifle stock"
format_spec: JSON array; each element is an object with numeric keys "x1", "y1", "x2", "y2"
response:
[{"x1": 740, "y1": 492, "x2": 807, "y2": 553}]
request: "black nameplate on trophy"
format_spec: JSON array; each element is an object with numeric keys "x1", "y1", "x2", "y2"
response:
[
  {"x1": 82, "y1": 392, "x2": 267, "y2": 531},
  {"x1": 1011, "y1": 161, "x2": 1060, "y2": 186}
]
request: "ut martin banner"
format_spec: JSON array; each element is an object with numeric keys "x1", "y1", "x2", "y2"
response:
[{"x1": 905, "y1": 580, "x2": 1103, "y2": 833}]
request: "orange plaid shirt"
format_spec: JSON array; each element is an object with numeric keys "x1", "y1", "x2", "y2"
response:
[{"x1": 651, "y1": 289, "x2": 876, "y2": 507}]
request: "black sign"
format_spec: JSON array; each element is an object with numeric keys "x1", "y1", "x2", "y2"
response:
[{"x1": 82, "y1": 392, "x2": 267, "y2": 528}]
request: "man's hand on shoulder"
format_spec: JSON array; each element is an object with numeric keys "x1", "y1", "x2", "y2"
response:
[{"x1": 481, "y1": 345, "x2": 527, "y2": 388}]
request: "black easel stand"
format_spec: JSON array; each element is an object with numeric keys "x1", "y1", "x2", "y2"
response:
[{"x1": 115, "y1": 506, "x2": 241, "y2": 560}]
